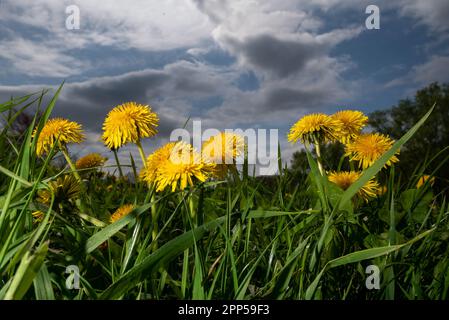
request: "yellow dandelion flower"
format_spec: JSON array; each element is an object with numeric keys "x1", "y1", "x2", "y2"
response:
[
  {"x1": 332, "y1": 110, "x2": 368, "y2": 143},
  {"x1": 416, "y1": 175, "x2": 435, "y2": 189},
  {"x1": 345, "y1": 133, "x2": 399, "y2": 169},
  {"x1": 37, "y1": 175, "x2": 81, "y2": 205},
  {"x1": 376, "y1": 185, "x2": 388, "y2": 196},
  {"x1": 110, "y1": 204, "x2": 134, "y2": 223},
  {"x1": 34, "y1": 118, "x2": 85, "y2": 157},
  {"x1": 102, "y1": 102, "x2": 159, "y2": 150},
  {"x1": 32, "y1": 210, "x2": 45, "y2": 223},
  {"x1": 328, "y1": 171, "x2": 379, "y2": 202},
  {"x1": 153, "y1": 141, "x2": 215, "y2": 192},
  {"x1": 202, "y1": 132, "x2": 244, "y2": 178},
  {"x1": 288, "y1": 113, "x2": 340, "y2": 145},
  {"x1": 75, "y1": 153, "x2": 107, "y2": 170},
  {"x1": 140, "y1": 142, "x2": 177, "y2": 183}
]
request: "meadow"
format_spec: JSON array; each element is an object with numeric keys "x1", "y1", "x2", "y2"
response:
[{"x1": 0, "y1": 85, "x2": 448, "y2": 300}]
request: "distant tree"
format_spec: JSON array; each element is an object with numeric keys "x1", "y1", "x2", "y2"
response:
[
  {"x1": 290, "y1": 149, "x2": 309, "y2": 175},
  {"x1": 369, "y1": 82, "x2": 449, "y2": 187}
]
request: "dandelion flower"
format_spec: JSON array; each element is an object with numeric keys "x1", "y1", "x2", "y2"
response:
[
  {"x1": 110, "y1": 204, "x2": 134, "y2": 223},
  {"x1": 328, "y1": 171, "x2": 379, "y2": 202},
  {"x1": 332, "y1": 110, "x2": 368, "y2": 143},
  {"x1": 416, "y1": 175, "x2": 435, "y2": 189},
  {"x1": 345, "y1": 133, "x2": 399, "y2": 169},
  {"x1": 151, "y1": 141, "x2": 215, "y2": 192},
  {"x1": 288, "y1": 113, "x2": 340, "y2": 145},
  {"x1": 376, "y1": 185, "x2": 388, "y2": 197},
  {"x1": 37, "y1": 175, "x2": 81, "y2": 205},
  {"x1": 202, "y1": 132, "x2": 244, "y2": 177},
  {"x1": 32, "y1": 210, "x2": 45, "y2": 223},
  {"x1": 75, "y1": 153, "x2": 107, "y2": 170},
  {"x1": 140, "y1": 142, "x2": 177, "y2": 183},
  {"x1": 102, "y1": 102, "x2": 159, "y2": 150},
  {"x1": 34, "y1": 118, "x2": 85, "y2": 157}
]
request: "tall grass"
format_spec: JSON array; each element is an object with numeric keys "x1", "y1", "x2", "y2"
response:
[{"x1": 0, "y1": 88, "x2": 448, "y2": 300}]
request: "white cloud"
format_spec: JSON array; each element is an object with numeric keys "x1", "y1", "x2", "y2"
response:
[
  {"x1": 0, "y1": 38, "x2": 88, "y2": 77},
  {"x1": 0, "y1": 0, "x2": 213, "y2": 77},
  {"x1": 398, "y1": 0, "x2": 449, "y2": 32},
  {"x1": 0, "y1": 0, "x2": 213, "y2": 51},
  {"x1": 386, "y1": 55, "x2": 449, "y2": 88}
]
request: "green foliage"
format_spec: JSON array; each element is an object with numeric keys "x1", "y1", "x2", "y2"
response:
[{"x1": 369, "y1": 82, "x2": 449, "y2": 191}]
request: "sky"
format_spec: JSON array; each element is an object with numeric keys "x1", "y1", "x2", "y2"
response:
[{"x1": 0, "y1": 0, "x2": 448, "y2": 173}]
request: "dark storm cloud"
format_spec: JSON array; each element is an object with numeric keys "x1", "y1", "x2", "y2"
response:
[
  {"x1": 264, "y1": 87, "x2": 326, "y2": 111},
  {"x1": 53, "y1": 70, "x2": 170, "y2": 133},
  {"x1": 0, "y1": 73, "x2": 173, "y2": 137},
  {"x1": 165, "y1": 62, "x2": 224, "y2": 95},
  {"x1": 223, "y1": 34, "x2": 325, "y2": 78},
  {"x1": 0, "y1": 60, "x2": 228, "y2": 138},
  {"x1": 50, "y1": 71, "x2": 168, "y2": 132}
]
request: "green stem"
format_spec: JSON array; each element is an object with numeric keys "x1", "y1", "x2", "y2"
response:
[
  {"x1": 181, "y1": 190, "x2": 191, "y2": 298},
  {"x1": 60, "y1": 145, "x2": 82, "y2": 183},
  {"x1": 137, "y1": 141, "x2": 159, "y2": 251},
  {"x1": 112, "y1": 149, "x2": 124, "y2": 179},
  {"x1": 181, "y1": 248, "x2": 189, "y2": 298},
  {"x1": 230, "y1": 163, "x2": 240, "y2": 184},
  {"x1": 76, "y1": 211, "x2": 106, "y2": 227},
  {"x1": 188, "y1": 192, "x2": 196, "y2": 226},
  {"x1": 136, "y1": 139, "x2": 147, "y2": 169},
  {"x1": 60, "y1": 145, "x2": 97, "y2": 221},
  {"x1": 313, "y1": 138, "x2": 324, "y2": 176},
  {"x1": 150, "y1": 186, "x2": 158, "y2": 251}
]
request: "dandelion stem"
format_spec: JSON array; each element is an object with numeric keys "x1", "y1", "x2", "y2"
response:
[
  {"x1": 313, "y1": 137, "x2": 324, "y2": 176},
  {"x1": 60, "y1": 144, "x2": 95, "y2": 219},
  {"x1": 189, "y1": 194, "x2": 196, "y2": 223},
  {"x1": 137, "y1": 140, "x2": 158, "y2": 250},
  {"x1": 112, "y1": 149, "x2": 124, "y2": 179},
  {"x1": 136, "y1": 139, "x2": 147, "y2": 169},
  {"x1": 184, "y1": 190, "x2": 196, "y2": 227},
  {"x1": 76, "y1": 211, "x2": 107, "y2": 227},
  {"x1": 150, "y1": 186, "x2": 158, "y2": 251},
  {"x1": 60, "y1": 145, "x2": 82, "y2": 183}
]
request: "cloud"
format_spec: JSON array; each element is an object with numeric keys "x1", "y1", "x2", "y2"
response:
[
  {"x1": 0, "y1": 0, "x2": 213, "y2": 78},
  {"x1": 191, "y1": 0, "x2": 361, "y2": 79},
  {"x1": 1, "y1": 0, "x2": 447, "y2": 80},
  {"x1": 220, "y1": 28, "x2": 361, "y2": 77},
  {"x1": 219, "y1": 34, "x2": 324, "y2": 78},
  {"x1": 0, "y1": 60, "x2": 234, "y2": 133},
  {"x1": 0, "y1": 0, "x2": 213, "y2": 51},
  {"x1": 398, "y1": 0, "x2": 449, "y2": 32},
  {"x1": 386, "y1": 55, "x2": 449, "y2": 88},
  {"x1": 0, "y1": 38, "x2": 88, "y2": 77}
]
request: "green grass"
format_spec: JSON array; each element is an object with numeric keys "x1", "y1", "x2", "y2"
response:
[{"x1": 1, "y1": 88, "x2": 448, "y2": 300}]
